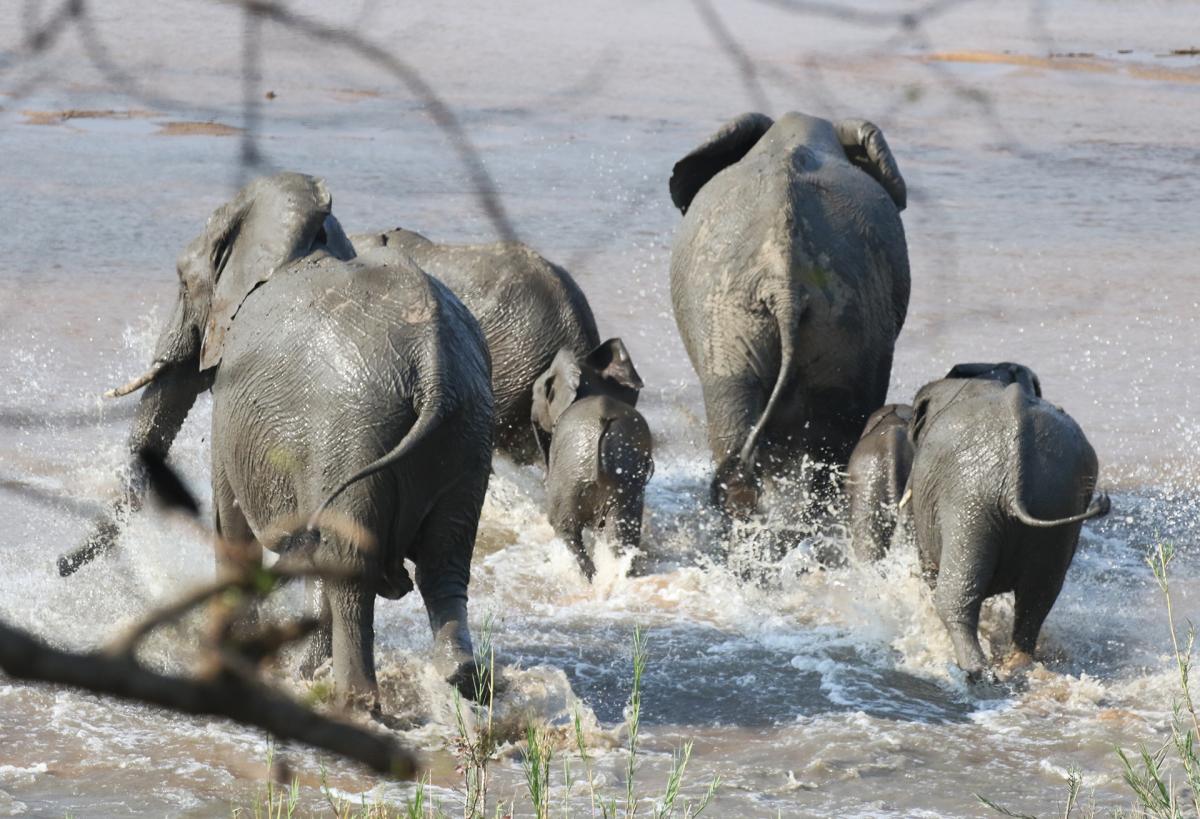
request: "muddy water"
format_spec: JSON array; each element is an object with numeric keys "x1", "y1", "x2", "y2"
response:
[{"x1": 2, "y1": 0, "x2": 1200, "y2": 816}]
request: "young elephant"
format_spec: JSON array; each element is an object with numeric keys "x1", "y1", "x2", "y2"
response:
[
  {"x1": 846, "y1": 403, "x2": 914, "y2": 562},
  {"x1": 531, "y1": 340, "x2": 653, "y2": 580},
  {"x1": 907, "y1": 363, "x2": 1110, "y2": 680}
]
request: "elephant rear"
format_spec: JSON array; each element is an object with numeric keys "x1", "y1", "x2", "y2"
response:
[
  {"x1": 668, "y1": 111, "x2": 910, "y2": 514},
  {"x1": 907, "y1": 368, "x2": 1108, "y2": 677},
  {"x1": 352, "y1": 228, "x2": 599, "y2": 461}
]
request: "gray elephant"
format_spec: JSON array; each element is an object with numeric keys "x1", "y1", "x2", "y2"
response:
[
  {"x1": 846, "y1": 403, "x2": 914, "y2": 563},
  {"x1": 668, "y1": 111, "x2": 910, "y2": 517},
  {"x1": 64, "y1": 173, "x2": 493, "y2": 705},
  {"x1": 351, "y1": 228, "x2": 599, "y2": 463},
  {"x1": 530, "y1": 339, "x2": 652, "y2": 580},
  {"x1": 907, "y1": 362, "x2": 1110, "y2": 680}
]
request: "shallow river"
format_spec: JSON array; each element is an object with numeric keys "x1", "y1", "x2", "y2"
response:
[{"x1": 2, "y1": 0, "x2": 1200, "y2": 816}]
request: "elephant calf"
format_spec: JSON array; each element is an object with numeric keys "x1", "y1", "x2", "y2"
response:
[
  {"x1": 907, "y1": 363, "x2": 1110, "y2": 680},
  {"x1": 531, "y1": 339, "x2": 653, "y2": 580},
  {"x1": 846, "y1": 403, "x2": 913, "y2": 562}
]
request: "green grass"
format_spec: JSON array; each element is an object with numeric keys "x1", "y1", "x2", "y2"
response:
[{"x1": 238, "y1": 624, "x2": 719, "y2": 818}]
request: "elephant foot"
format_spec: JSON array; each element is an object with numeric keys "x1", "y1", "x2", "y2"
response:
[
  {"x1": 997, "y1": 649, "x2": 1035, "y2": 681},
  {"x1": 446, "y1": 657, "x2": 495, "y2": 703},
  {"x1": 711, "y1": 459, "x2": 761, "y2": 520},
  {"x1": 964, "y1": 666, "x2": 999, "y2": 687}
]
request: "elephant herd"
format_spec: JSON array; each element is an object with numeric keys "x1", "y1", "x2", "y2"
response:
[{"x1": 59, "y1": 110, "x2": 1109, "y2": 706}]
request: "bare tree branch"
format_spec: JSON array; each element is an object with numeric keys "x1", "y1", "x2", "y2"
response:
[
  {"x1": 0, "y1": 620, "x2": 418, "y2": 777},
  {"x1": 693, "y1": 0, "x2": 772, "y2": 112},
  {"x1": 218, "y1": 0, "x2": 518, "y2": 243}
]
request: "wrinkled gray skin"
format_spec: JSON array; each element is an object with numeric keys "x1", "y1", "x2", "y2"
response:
[
  {"x1": 531, "y1": 340, "x2": 652, "y2": 580},
  {"x1": 351, "y1": 229, "x2": 599, "y2": 463},
  {"x1": 846, "y1": 403, "x2": 914, "y2": 563},
  {"x1": 71, "y1": 173, "x2": 493, "y2": 706},
  {"x1": 908, "y1": 363, "x2": 1110, "y2": 680},
  {"x1": 668, "y1": 111, "x2": 910, "y2": 517}
]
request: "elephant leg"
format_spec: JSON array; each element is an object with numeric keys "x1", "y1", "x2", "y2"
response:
[
  {"x1": 1010, "y1": 527, "x2": 1076, "y2": 661},
  {"x1": 299, "y1": 577, "x2": 332, "y2": 680},
  {"x1": 212, "y1": 466, "x2": 262, "y2": 633},
  {"x1": 702, "y1": 373, "x2": 767, "y2": 517},
  {"x1": 550, "y1": 500, "x2": 595, "y2": 581},
  {"x1": 412, "y1": 475, "x2": 486, "y2": 697},
  {"x1": 562, "y1": 525, "x2": 596, "y2": 582},
  {"x1": 607, "y1": 486, "x2": 645, "y2": 556},
  {"x1": 212, "y1": 464, "x2": 261, "y2": 578},
  {"x1": 932, "y1": 518, "x2": 996, "y2": 679},
  {"x1": 325, "y1": 575, "x2": 377, "y2": 706}
]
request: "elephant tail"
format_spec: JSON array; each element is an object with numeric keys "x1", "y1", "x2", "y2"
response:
[
  {"x1": 735, "y1": 294, "x2": 805, "y2": 470},
  {"x1": 1005, "y1": 383, "x2": 1110, "y2": 528},
  {"x1": 1010, "y1": 491, "x2": 1111, "y2": 528},
  {"x1": 306, "y1": 407, "x2": 441, "y2": 530}
]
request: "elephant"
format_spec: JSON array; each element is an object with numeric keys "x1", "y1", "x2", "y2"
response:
[
  {"x1": 64, "y1": 172, "x2": 494, "y2": 705},
  {"x1": 845, "y1": 403, "x2": 914, "y2": 562},
  {"x1": 906, "y1": 362, "x2": 1110, "y2": 680},
  {"x1": 667, "y1": 111, "x2": 910, "y2": 518},
  {"x1": 530, "y1": 339, "x2": 652, "y2": 580},
  {"x1": 350, "y1": 228, "x2": 599, "y2": 463}
]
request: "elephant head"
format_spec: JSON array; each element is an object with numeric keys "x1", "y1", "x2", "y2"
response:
[
  {"x1": 530, "y1": 337, "x2": 643, "y2": 459},
  {"x1": 910, "y1": 362, "x2": 1043, "y2": 447},
  {"x1": 60, "y1": 173, "x2": 353, "y2": 576},
  {"x1": 668, "y1": 111, "x2": 906, "y2": 215}
]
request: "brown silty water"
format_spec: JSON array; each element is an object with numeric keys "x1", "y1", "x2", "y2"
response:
[{"x1": 1, "y1": 0, "x2": 1199, "y2": 816}]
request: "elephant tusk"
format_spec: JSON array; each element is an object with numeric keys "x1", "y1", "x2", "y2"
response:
[
  {"x1": 898, "y1": 487, "x2": 913, "y2": 509},
  {"x1": 104, "y1": 360, "x2": 166, "y2": 399}
]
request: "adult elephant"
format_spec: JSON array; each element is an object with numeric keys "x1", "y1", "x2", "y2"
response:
[
  {"x1": 668, "y1": 111, "x2": 910, "y2": 517},
  {"x1": 352, "y1": 228, "x2": 599, "y2": 463},
  {"x1": 62, "y1": 173, "x2": 494, "y2": 706},
  {"x1": 907, "y1": 363, "x2": 1109, "y2": 680}
]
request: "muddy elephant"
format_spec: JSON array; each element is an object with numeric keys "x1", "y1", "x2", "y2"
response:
[
  {"x1": 63, "y1": 173, "x2": 494, "y2": 705},
  {"x1": 907, "y1": 363, "x2": 1109, "y2": 679},
  {"x1": 351, "y1": 228, "x2": 599, "y2": 463},
  {"x1": 846, "y1": 403, "x2": 913, "y2": 562},
  {"x1": 531, "y1": 339, "x2": 652, "y2": 580},
  {"x1": 668, "y1": 111, "x2": 910, "y2": 517}
]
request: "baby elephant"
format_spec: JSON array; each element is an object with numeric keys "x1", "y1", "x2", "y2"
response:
[
  {"x1": 907, "y1": 362, "x2": 1109, "y2": 680},
  {"x1": 531, "y1": 339, "x2": 653, "y2": 580},
  {"x1": 846, "y1": 403, "x2": 914, "y2": 562}
]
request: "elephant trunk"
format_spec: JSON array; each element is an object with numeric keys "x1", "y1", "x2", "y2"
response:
[{"x1": 59, "y1": 293, "x2": 210, "y2": 577}]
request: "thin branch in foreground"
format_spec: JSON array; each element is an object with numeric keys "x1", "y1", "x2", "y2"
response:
[
  {"x1": 0, "y1": 621, "x2": 417, "y2": 777},
  {"x1": 0, "y1": 450, "x2": 418, "y2": 779},
  {"x1": 218, "y1": 0, "x2": 519, "y2": 244}
]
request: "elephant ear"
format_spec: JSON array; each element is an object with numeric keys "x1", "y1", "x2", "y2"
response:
[
  {"x1": 945, "y1": 362, "x2": 1001, "y2": 381},
  {"x1": 669, "y1": 113, "x2": 774, "y2": 214},
  {"x1": 861, "y1": 403, "x2": 908, "y2": 438},
  {"x1": 582, "y1": 338, "x2": 644, "y2": 407},
  {"x1": 1005, "y1": 363, "x2": 1042, "y2": 398},
  {"x1": 531, "y1": 348, "x2": 583, "y2": 437},
  {"x1": 835, "y1": 119, "x2": 907, "y2": 212},
  {"x1": 317, "y1": 213, "x2": 356, "y2": 261},
  {"x1": 197, "y1": 172, "x2": 335, "y2": 370},
  {"x1": 909, "y1": 395, "x2": 933, "y2": 446},
  {"x1": 945, "y1": 362, "x2": 1042, "y2": 397}
]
